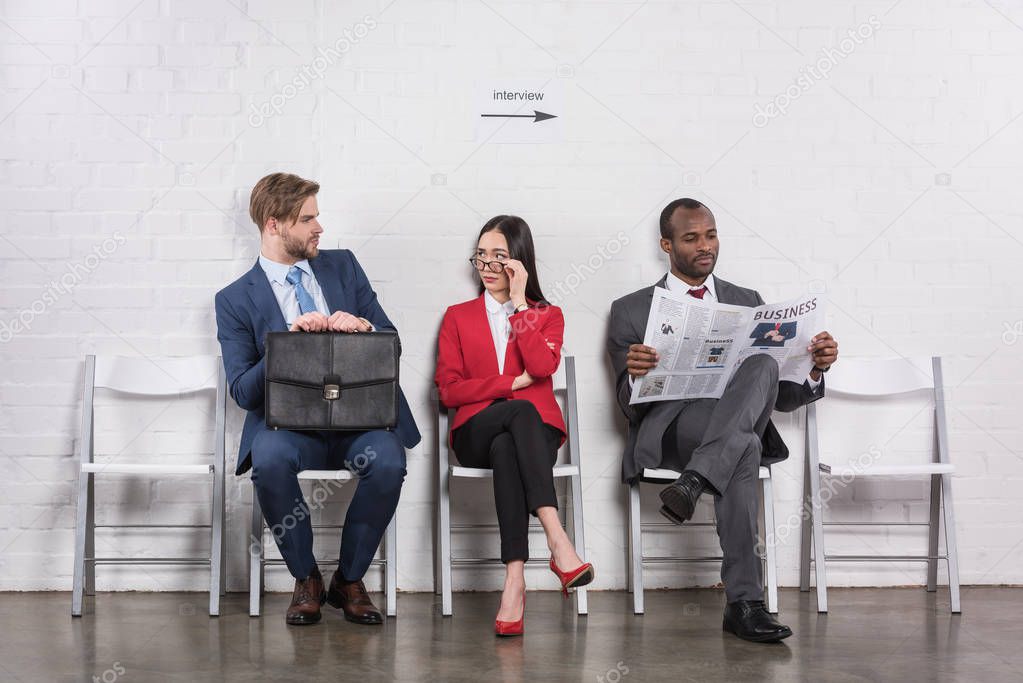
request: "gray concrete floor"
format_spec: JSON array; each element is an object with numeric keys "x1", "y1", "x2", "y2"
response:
[{"x1": 0, "y1": 588, "x2": 1019, "y2": 682}]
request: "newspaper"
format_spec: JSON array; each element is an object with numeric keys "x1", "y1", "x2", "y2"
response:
[{"x1": 629, "y1": 287, "x2": 825, "y2": 404}]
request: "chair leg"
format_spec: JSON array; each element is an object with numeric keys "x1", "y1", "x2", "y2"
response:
[
  {"x1": 209, "y1": 470, "x2": 225, "y2": 617},
  {"x1": 799, "y1": 458, "x2": 812, "y2": 593},
  {"x1": 439, "y1": 471, "x2": 453, "y2": 617},
  {"x1": 220, "y1": 525, "x2": 228, "y2": 599},
  {"x1": 249, "y1": 487, "x2": 263, "y2": 618},
  {"x1": 569, "y1": 473, "x2": 588, "y2": 616},
  {"x1": 941, "y1": 473, "x2": 962, "y2": 614},
  {"x1": 926, "y1": 473, "x2": 940, "y2": 592},
  {"x1": 809, "y1": 469, "x2": 828, "y2": 613},
  {"x1": 433, "y1": 491, "x2": 441, "y2": 598},
  {"x1": 628, "y1": 480, "x2": 644, "y2": 615},
  {"x1": 71, "y1": 471, "x2": 90, "y2": 617},
  {"x1": 761, "y1": 475, "x2": 779, "y2": 614},
  {"x1": 84, "y1": 474, "x2": 96, "y2": 597},
  {"x1": 435, "y1": 408, "x2": 447, "y2": 600},
  {"x1": 385, "y1": 513, "x2": 397, "y2": 617}
]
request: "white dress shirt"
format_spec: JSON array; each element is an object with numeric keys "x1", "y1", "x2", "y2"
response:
[
  {"x1": 484, "y1": 289, "x2": 517, "y2": 373},
  {"x1": 665, "y1": 270, "x2": 718, "y2": 300},
  {"x1": 258, "y1": 254, "x2": 329, "y2": 326}
]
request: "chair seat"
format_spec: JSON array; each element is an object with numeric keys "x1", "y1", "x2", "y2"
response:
[
  {"x1": 298, "y1": 470, "x2": 354, "y2": 481},
  {"x1": 450, "y1": 463, "x2": 579, "y2": 479},
  {"x1": 820, "y1": 463, "x2": 954, "y2": 478},
  {"x1": 641, "y1": 466, "x2": 770, "y2": 482},
  {"x1": 81, "y1": 463, "x2": 212, "y2": 475}
]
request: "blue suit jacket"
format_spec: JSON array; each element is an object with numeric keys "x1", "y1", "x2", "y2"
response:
[{"x1": 214, "y1": 249, "x2": 422, "y2": 475}]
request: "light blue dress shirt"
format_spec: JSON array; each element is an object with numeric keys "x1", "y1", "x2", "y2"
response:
[{"x1": 258, "y1": 254, "x2": 330, "y2": 326}]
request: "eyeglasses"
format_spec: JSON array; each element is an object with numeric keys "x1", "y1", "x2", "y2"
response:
[{"x1": 469, "y1": 257, "x2": 508, "y2": 273}]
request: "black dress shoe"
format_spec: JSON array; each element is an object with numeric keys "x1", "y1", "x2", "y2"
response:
[
  {"x1": 723, "y1": 600, "x2": 792, "y2": 643},
  {"x1": 658, "y1": 471, "x2": 707, "y2": 525}
]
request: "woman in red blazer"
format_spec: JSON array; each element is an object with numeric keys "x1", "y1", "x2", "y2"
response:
[{"x1": 435, "y1": 215, "x2": 595, "y2": 636}]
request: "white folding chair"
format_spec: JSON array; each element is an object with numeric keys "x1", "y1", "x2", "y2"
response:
[
  {"x1": 627, "y1": 466, "x2": 778, "y2": 614},
  {"x1": 248, "y1": 471, "x2": 397, "y2": 617},
  {"x1": 435, "y1": 355, "x2": 589, "y2": 616},
  {"x1": 800, "y1": 356, "x2": 961, "y2": 613},
  {"x1": 71, "y1": 355, "x2": 226, "y2": 617}
]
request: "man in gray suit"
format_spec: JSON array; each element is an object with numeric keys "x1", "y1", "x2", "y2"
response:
[{"x1": 607, "y1": 198, "x2": 839, "y2": 643}]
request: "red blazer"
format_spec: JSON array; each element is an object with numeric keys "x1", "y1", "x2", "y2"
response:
[{"x1": 435, "y1": 295, "x2": 566, "y2": 447}]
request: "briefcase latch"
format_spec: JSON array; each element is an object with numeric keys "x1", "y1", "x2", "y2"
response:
[{"x1": 323, "y1": 374, "x2": 341, "y2": 401}]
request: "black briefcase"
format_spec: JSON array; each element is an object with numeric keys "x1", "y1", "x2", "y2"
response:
[{"x1": 264, "y1": 331, "x2": 400, "y2": 431}]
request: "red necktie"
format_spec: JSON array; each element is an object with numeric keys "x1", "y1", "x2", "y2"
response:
[{"x1": 687, "y1": 286, "x2": 708, "y2": 299}]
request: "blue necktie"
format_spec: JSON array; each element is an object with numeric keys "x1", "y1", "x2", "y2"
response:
[{"x1": 285, "y1": 266, "x2": 317, "y2": 315}]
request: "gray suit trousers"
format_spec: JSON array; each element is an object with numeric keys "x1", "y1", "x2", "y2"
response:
[{"x1": 658, "y1": 354, "x2": 779, "y2": 602}]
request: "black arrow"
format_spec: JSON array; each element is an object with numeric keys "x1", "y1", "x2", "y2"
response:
[{"x1": 480, "y1": 110, "x2": 557, "y2": 123}]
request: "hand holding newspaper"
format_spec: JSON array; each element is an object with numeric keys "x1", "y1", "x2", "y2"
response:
[{"x1": 629, "y1": 287, "x2": 826, "y2": 404}]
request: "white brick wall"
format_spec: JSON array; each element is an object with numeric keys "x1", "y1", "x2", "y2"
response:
[{"x1": 2, "y1": 0, "x2": 1022, "y2": 594}]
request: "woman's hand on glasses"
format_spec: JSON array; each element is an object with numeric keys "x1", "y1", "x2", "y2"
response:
[{"x1": 504, "y1": 258, "x2": 528, "y2": 306}]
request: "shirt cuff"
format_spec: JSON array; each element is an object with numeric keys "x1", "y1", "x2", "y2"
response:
[{"x1": 807, "y1": 373, "x2": 821, "y2": 390}]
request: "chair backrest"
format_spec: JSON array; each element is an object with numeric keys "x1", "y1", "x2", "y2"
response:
[
  {"x1": 807, "y1": 356, "x2": 950, "y2": 469},
  {"x1": 79, "y1": 355, "x2": 227, "y2": 465},
  {"x1": 92, "y1": 355, "x2": 223, "y2": 395},
  {"x1": 823, "y1": 356, "x2": 936, "y2": 396}
]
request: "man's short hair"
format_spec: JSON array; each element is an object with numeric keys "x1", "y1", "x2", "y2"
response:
[
  {"x1": 659, "y1": 198, "x2": 713, "y2": 239},
  {"x1": 249, "y1": 173, "x2": 320, "y2": 232}
]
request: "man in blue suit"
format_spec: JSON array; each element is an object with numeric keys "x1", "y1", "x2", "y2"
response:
[{"x1": 215, "y1": 173, "x2": 421, "y2": 626}]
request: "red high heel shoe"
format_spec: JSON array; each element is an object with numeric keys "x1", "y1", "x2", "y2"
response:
[
  {"x1": 494, "y1": 592, "x2": 525, "y2": 637},
  {"x1": 549, "y1": 557, "x2": 595, "y2": 598}
]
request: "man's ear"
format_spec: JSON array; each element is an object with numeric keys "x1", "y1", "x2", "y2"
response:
[
  {"x1": 659, "y1": 237, "x2": 672, "y2": 255},
  {"x1": 265, "y1": 217, "x2": 277, "y2": 235}
]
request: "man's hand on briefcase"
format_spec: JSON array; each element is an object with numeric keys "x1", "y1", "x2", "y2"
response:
[
  {"x1": 289, "y1": 311, "x2": 371, "y2": 333},
  {"x1": 290, "y1": 312, "x2": 330, "y2": 332},
  {"x1": 327, "y1": 311, "x2": 372, "y2": 333}
]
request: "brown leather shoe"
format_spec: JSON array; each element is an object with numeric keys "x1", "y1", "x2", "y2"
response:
[
  {"x1": 286, "y1": 566, "x2": 325, "y2": 625},
  {"x1": 326, "y1": 571, "x2": 383, "y2": 625}
]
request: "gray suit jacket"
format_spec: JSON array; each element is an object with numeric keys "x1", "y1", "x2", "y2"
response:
[{"x1": 607, "y1": 274, "x2": 824, "y2": 482}]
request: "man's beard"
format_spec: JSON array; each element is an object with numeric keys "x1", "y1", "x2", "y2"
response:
[
  {"x1": 675, "y1": 250, "x2": 715, "y2": 280},
  {"x1": 282, "y1": 227, "x2": 317, "y2": 260}
]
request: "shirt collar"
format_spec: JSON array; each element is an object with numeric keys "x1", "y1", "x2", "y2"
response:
[
  {"x1": 259, "y1": 253, "x2": 312, "y2": 285},
  {"x1": 483, "y1": 290, "x2": 516, "y2": 316},
  {"x1": 665, "y1": 271, "x2": 716, "y2": 299}
]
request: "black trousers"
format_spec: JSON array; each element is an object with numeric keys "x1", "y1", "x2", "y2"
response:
[{"x1": 452, "y1": 399, "x2": 562, "y2": 563}]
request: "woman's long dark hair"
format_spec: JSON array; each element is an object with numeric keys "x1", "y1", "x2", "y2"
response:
[{"x1": 475, "y1": 215, "x2": 547, "y2": 304}]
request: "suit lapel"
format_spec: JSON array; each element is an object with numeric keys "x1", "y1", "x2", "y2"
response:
[
  {"x1": 309, "y1": 253, "x2": 346, "y2": 313},
  {"x1": 245, "y1": 261, "x2": 288, "y2": 332},
  {"x1": 641, "y1": 275, "x2": 668, "y2": 306},
  {"x1": 713, "y1": 275, "x2": 739, "y2": 305}
]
